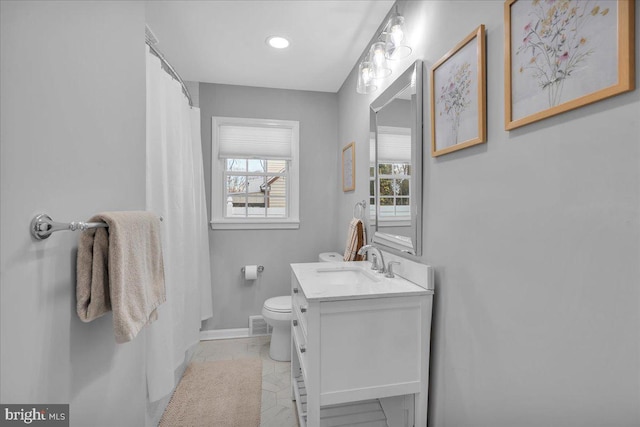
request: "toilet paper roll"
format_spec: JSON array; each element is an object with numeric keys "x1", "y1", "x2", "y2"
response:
[{"x1": 244, "y1": 265, "x2": 258, "y2": 280}]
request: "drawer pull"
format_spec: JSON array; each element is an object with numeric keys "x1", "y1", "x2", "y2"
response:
[
  {"x1": 293, "y1": 288, "x2": 299, "y2": 294},
  {"x1": 299, "y1": 345, "x2": 306, "y2": 353},
  {"x1": 300, "y1": 306, "x2": 307, "y2": 313},
  {"x1": 293, "y1": 319, "x2": 298, "y2": 326}
]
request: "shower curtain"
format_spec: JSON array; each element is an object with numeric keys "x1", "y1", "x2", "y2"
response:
[{"x1": 145, "y1": 46, "x2": 213, "y2": 401}]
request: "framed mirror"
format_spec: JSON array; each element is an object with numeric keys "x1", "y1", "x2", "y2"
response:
[{"x1": 369, "y1": 60, "x2": 423, "y2": 256}]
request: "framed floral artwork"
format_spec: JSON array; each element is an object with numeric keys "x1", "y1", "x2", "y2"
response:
[
  {"x1": 505, "y1": 0, "x2": 635, "y2": 130},
  {"x1": 431, "y1": 25, "x2": 487, "y2": 157},
  {"x1": 342, "y1": 141, "x2": 355, "y2": 192}
]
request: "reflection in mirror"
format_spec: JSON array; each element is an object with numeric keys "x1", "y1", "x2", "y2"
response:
[{"x1": 370, "y1": 60, "x2": 422, "y2": 256}]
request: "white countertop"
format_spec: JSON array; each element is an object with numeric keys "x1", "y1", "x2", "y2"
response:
[{"x1": 290, "y1": 261, "x2": 432, "y2": 301}]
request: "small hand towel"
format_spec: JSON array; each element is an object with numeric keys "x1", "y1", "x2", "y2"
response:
[
  {"x1": 343, "y1": 217, "x2": 366, "y2": 261},
  {"x1": 76, "y1": 211, "x2": 166, "y2": 343}
]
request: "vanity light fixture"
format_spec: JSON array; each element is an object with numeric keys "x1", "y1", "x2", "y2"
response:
[
  {"x1": 384, "y1": 8, "x2": 411, "y2": 60},
  {"x1": 355, "y1": 6, "x2": 411, "y2": 94},
  {"x1": 266, "y1": 36, "x2": 290, "y2": 49}
]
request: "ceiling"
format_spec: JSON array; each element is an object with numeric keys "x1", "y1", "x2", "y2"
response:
[{"x1": 144, "y1": 1, "x2": 395, "y2": 93}]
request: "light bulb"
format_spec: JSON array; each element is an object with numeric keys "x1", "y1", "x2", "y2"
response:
[
  {"x1": 369, "y1": 42, "x2": 391, "y2": 79},
  {"x1": 357, "y1": 60, "x2": 378, "y2": 94},
  {"x1": 372, "y1": 43, "x2": 386, "y2": 65},
  {"x1": 390, "y1": 24, "x2": 404, "y2": 45},
  {"x1": 384, "y1": 14, "x2": 412, "y2": 60},
  {"x1": 362, "y1": 66, "x2": 371, "y2": 84},
  {"x1": 266, "y1": 36, "x2": 290, "y2": 49}
]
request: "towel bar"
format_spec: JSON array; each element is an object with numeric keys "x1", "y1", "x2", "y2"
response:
[{"x1": 30, "y1": 213, "x2": 162, "y2": 240}]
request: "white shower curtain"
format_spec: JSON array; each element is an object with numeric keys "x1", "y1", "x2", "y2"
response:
[{"x1": 145, "y1": 46, "x2": 213, "y2": 401}]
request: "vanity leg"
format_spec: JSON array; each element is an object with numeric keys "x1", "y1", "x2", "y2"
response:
[
  {"x1": 414, "y1": 392, "x2": 427, "y2": 427},
  {"x1": 415, "y1": 297, "x2": 432, "y2": 427},
  {"x1": 306, "y1": 394, "x2": 320, "y2": 427},
  {"x1": 291, "y1": 342, "x2": 296, "y2": 400}
]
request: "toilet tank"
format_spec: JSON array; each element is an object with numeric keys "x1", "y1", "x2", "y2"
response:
[{"x1": 318, "y1": 252, "x2": 343, "y2": 262}]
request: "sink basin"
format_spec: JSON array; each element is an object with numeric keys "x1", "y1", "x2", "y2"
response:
[{"x1": 314, "y1": 266, "x2": 381, "y2": 285}]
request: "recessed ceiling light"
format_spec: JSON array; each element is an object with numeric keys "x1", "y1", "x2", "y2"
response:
[{"x1": 266, "y1": 36, "x2": 290, "y2": 49}]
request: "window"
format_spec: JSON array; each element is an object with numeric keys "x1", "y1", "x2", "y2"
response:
[
  {"x1": 370, "y1": 126, "x2": 411, "y2": 226},
  {"x1": 211, "y1": 117, "x2": 299, "y2": 229},
  {"x1": 377, "y1": 162, "x2": 411, "y2": 218}
]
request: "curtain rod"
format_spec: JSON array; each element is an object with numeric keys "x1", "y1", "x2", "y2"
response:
[{"x1": 146, "y1": 41, "x2": 194, "y2": 108}]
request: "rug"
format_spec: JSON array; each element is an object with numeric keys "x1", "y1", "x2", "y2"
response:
[{"x1": 159, "y1": 359, "x2": 262, "y2": 427}]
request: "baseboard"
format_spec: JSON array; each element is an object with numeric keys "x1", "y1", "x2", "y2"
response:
[{"x1": 199, "y1": 328, "x2": 250, "y2": 341}]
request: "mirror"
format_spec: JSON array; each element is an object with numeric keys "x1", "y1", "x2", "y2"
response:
[{"x1": 369, "y1": 60, "x2": 423, "y2": 256}]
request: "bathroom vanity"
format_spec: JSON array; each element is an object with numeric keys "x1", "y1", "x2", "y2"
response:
[{"x1": 290, "y1": 260, "x2": 434, "y2": 427}]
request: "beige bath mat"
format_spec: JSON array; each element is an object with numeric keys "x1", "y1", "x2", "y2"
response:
[{"x1": 159, "y1": 359, "x2": 262, "y2": 427}]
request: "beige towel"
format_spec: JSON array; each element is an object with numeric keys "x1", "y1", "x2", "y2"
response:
[
  {"x1": 343, "y1": 218, "x2": 366, "y2": 261},
  {"x1": 76, "y1": 211, "x2": 166, "y2": 343}
]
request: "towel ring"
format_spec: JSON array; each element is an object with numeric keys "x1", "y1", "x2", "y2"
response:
[{"x1": 353, "y1": 200, "x2": 366, "y2": 219}]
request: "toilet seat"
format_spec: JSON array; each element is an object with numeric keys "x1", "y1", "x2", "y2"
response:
[{"x1": 263, "y1": 296, "x2": 291, "y2": 313}]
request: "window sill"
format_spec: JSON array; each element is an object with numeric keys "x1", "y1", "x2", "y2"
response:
[
  {"x1": 374, "y1": 219, "x2": 411, "y2": 227},
  {"x1": 210, "y1": 219, "x2": 300, "y2": 230}
]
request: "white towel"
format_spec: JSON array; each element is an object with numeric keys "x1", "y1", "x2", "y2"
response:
[{"x1": 76, "y1": 211, "x2": 166, "y2": 343}]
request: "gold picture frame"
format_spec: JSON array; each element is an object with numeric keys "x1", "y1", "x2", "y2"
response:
[
  {"x1": 504, "y1": 0, "x2": 635, "y2": 130},
  {"x1": 342, "y1": 142, "x2": 355, "y2": 192},
  {"x1": 431, "y1": 25, "x2": 487, "y2": 157}
]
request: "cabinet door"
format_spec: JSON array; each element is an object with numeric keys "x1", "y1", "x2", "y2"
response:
[{"x1": 318, "y1": 297, "x2": 424, "y2": 406}]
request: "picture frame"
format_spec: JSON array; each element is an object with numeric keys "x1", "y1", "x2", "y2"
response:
[
  {"x1": 504, "y1": 0, "x2": 635, "y2": 130},
  {"x1": 431, "y1": 25, "x2": 486, "y2": 157},
  {"x1": 342, "y1": 141, "x2": 355, "y2": 192}
]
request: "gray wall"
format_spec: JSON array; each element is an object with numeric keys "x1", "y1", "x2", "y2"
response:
[
  {"x1": 337, "y1": 1, "x2": 640, "y2": 426},
  {"x1": 377, "y1": 98, "x2": 411, "y2": 128},
  {"x1": 199, "y1": 84, "x2": 339, "y2": 330},
  {"x1": 0, "y1": 2, "x2": 149, "y2": 426}
]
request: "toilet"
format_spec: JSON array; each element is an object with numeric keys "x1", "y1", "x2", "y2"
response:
[{"x1": 262, "y1": 252, "x2": 342, "y2": 361}]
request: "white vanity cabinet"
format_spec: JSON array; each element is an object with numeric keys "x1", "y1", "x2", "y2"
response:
[{"x1": 290, "y1": 261, "x2": 434, "y2": 427}]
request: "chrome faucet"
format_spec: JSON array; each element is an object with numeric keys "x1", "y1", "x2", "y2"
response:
[{"x1": 358, "y1": 244, "x2": 385, "y2": 274}]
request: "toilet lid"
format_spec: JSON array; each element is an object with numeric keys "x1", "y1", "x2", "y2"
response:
[{"x1": 264, "y1": 296, "x2": 292, "y2": 313}]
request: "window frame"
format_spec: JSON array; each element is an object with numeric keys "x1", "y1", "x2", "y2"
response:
[
  {"x1": 370, "y1": 125, "x2": 413, "y2": 228},
  {"x1": 371, "y1": 161, "x2": 412, "y2": 227},
  {"x1": 378, "y1": 161, "x2": 411, "y2": 218},
  {"x1": 211, "y1": 117, "x2": 300, "y2": 230}
]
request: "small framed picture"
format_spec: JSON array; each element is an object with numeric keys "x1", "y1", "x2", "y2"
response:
[
  {"x1": 431, "y1": 25, "x2": 487, "y2": 157},
  {"x1": 504, "y1": 0, "x2": 635, "y2": 130},
  {"x1": 342, "y1": 142, "x2": 355, "y2": 192}
]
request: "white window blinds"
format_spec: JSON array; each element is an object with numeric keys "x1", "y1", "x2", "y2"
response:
[
  {"x1": 216, "y1": 120, "x2": 298, "y2": 160},
  {"x1": 370, "y1": 126, "x2": 412, "y2": 163}
]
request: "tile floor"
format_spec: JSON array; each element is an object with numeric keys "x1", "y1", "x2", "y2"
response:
[{"x1": 192, "y1": 336, "x2": 300, "y2": 427}]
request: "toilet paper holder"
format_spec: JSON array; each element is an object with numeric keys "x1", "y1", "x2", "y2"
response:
[{"x1": 241, "y1": 265, "x2": 264, "y2": 274}]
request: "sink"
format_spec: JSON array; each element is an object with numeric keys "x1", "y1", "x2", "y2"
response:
[
  {"x1": 290, "y1": 261, "x2": 430, "y2": 301},
  {"x1": 314, "y1": 266, "x2": 381, "y2": 285}
]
